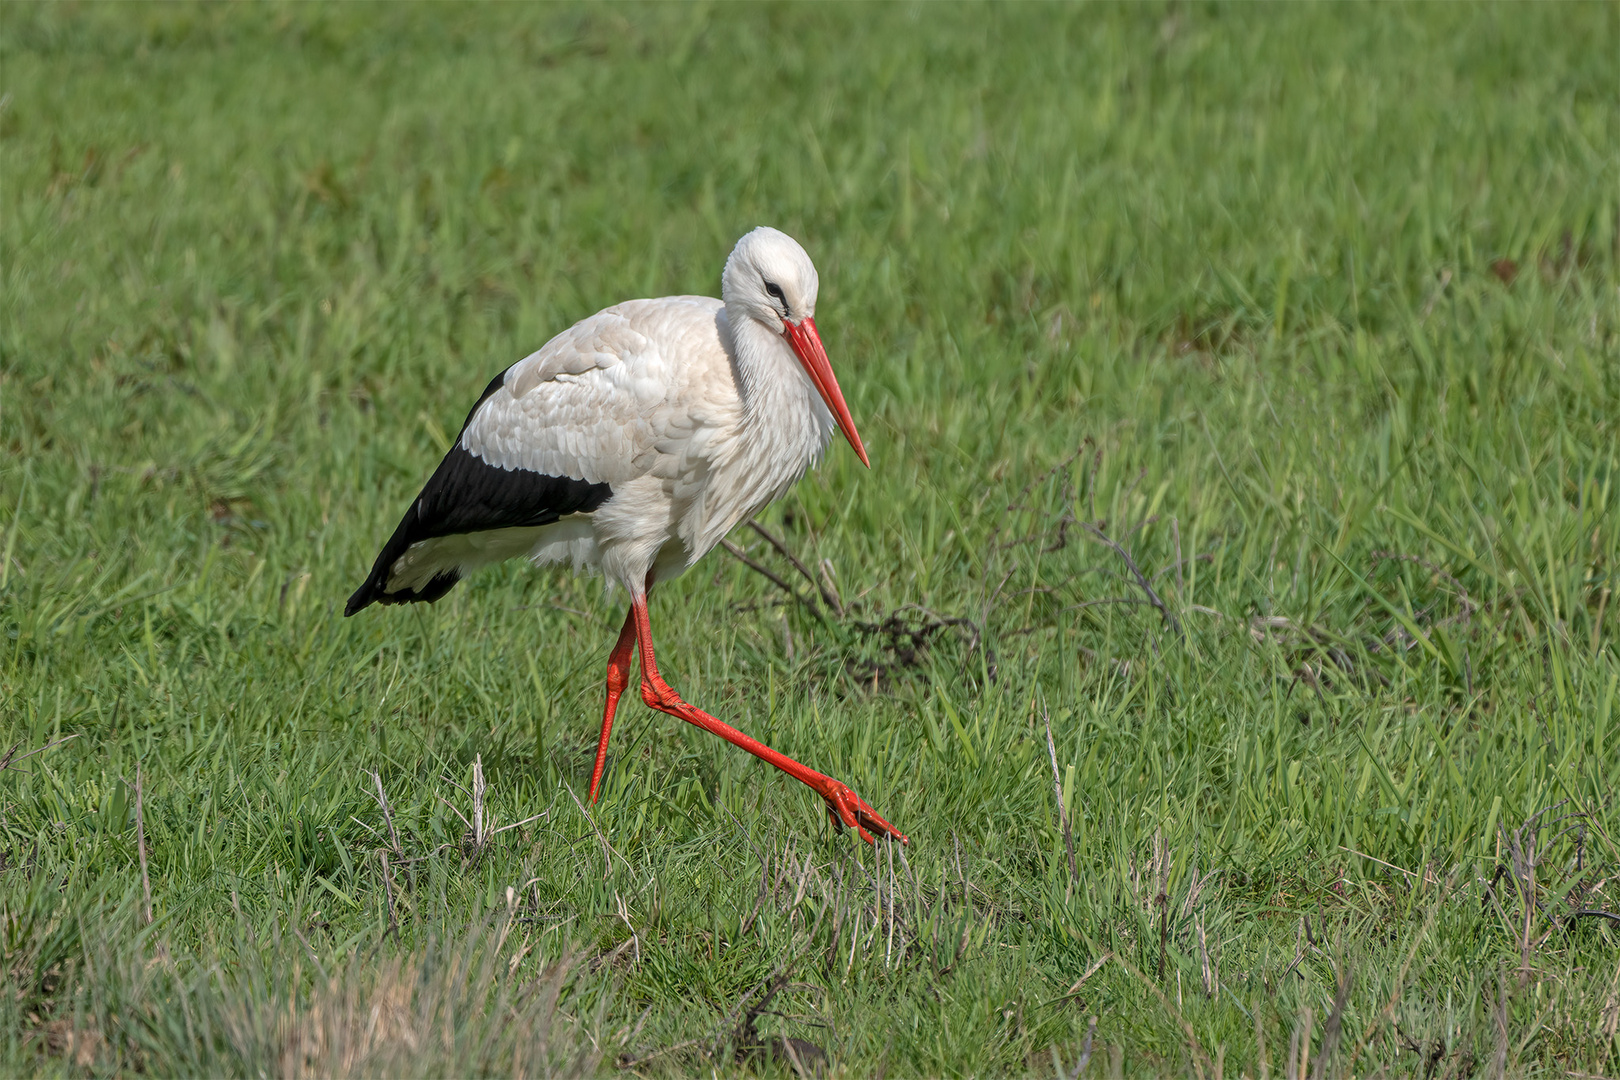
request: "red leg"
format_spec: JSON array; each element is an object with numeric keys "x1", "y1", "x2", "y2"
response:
[
  {"x1": 587, "y1": 606, "x2": 638, "y2": 803},
  {"x1": 628, "y1": 592, "x2": 906, "y2": 845}
]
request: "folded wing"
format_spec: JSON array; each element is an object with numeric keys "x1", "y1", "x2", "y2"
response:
[{"x1": 344, "y1": 305, "x2": 689, "y2": 614}]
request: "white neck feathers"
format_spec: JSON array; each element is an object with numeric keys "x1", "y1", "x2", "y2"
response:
[{"x1": 682, "y1": 308, "x2": 834, "y2": 558}]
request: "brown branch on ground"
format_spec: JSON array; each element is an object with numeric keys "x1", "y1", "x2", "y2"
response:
[
  {"x1": 721, "y1": 538, "x2": 819, "y2": 615},
  {"x1": 1309, "y1": 964, "x2": 1353, "y2": 1080},
  {"x1": 1081, "y1": 520, "x2": 1182, "y2": 638},
  {"x1": 850, "y1": 605, "x2": 984, "y2": 675},
  {"x1": 0, "y1": 734, "x2": 79, "y2": 774},
  {"x1": 724, "y1": 523, "x2": 992, "y2": 685},
  {"x1": 749, "y1": 519, "x2": 844, "y2": 617}
]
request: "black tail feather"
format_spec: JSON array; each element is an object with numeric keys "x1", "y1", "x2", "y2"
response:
[
  {"x1": 344, "y1": 435, "x2": 612, "y2": 617},
  {"x1": 344, "y1": 512, "x2": 462, "y2": 616}
]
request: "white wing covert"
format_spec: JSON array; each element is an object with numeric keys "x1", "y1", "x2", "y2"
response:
[{"x1": 461, "y1": 305, "x2": 680, "y2": 486}]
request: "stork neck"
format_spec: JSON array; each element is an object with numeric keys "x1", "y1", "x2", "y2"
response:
[{"x1": 724, "y1": 308, "x2": 835, "y2": 456}]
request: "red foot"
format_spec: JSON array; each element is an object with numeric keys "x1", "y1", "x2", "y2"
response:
[
  {"x1": 615, "y1": 590, "x2": 908, "y2": 846},
  {"x1": 817, "y1": 779, "x2": 908, "y2": 846}
]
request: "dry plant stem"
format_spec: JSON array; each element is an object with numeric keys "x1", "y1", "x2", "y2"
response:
[
  {"x1": 1112, "y1": 953, "x2": 1212, "y2": 1080},
  {"x1": 1043, "y1": 707, "x2": 1079, "y2": 889},
  {"x1": 1309, "y1": 964, "x2": 1351, "y2": 1080},
  {"x1": 1292, "y1": 1006, "x2": 1312, "y2": 1080},
  {"x1": 927, "y1": 865, "x2": 946, "y2": 976},
  {"x1": 564, "y1": 784, "x2": 630, "y2": 877},
  {"x1": 748, "y1": 518, "x2": 844, "y2": 616},
  {"x1": 1197, "y1": 913, "x2": 1214, "y2": 998},
  {"x1": 372, "y1": 769, "x2": 403, "y2": 856},
  {"x1": 720, "y1": 538, "x2": 815, "y2": 612},
  {"x1": 824, "y1": 853, "x2": 845, "y2": 973},
  {"x1": 379, "y1": 849, "x2": 399, "y2": 935},
  {"x1": 0, "y1": 733, "x2": 79, "y2": 773},
  {"x1": 1338, "y1": 844, "x2": 1417, "y2": 881},
  {"x1": 290, "y1": 925, "x2": 329, "y2": 983},
  {"x1": 134, "y1": 763, "x2": 152, "y2": 926},
  {"x1": 1157, "y1": 889, "x2": 1169, "y2": 981},
  {"x1": 885, "y1": 837, "x2": 896, "y2": 970},
  {"x1": 1082, "y1": 521, "x2": 1182, "y2": 638},
  {"x1": 1077, "y1": 1015, "x2": 1097, "y2": 1076},
  {"x1": 818, "y1": 558, "x2": 844, "y2": 614},
  {"x1": 1052, "y1": 951, "x2": 1112, "y2": 1003},
  {"x1": 472, "y1": 753, "x2": 486, "y2": 849},
  {"x1": 1055, "y1": 1016, "x2": 1099, "y2": 1080},
  {"x1": 710, "y1": 962, "x2": 794, "y2": 1060}
]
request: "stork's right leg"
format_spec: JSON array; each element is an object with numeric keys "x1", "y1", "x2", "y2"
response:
[
  {"x1": 627, "y1": 592, "x2": 906, "y2": 845},
  {"x1": 588, "y1": 607, "x2": 637, "y2": 803}
]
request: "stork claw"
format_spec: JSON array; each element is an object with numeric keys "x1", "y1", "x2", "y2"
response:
[{"x1": 820, "y1": 781, "x2": 907, "y2": 846}]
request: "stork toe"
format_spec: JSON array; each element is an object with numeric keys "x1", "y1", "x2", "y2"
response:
[{"x1": 821, "y1": 782, "x2": 907, "y2": 845}]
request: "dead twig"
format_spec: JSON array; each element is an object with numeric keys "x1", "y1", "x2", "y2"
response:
[
  {"x1": 0, "y1": 734, "x2": 79, "y2": 774},
  {"x1": 1197, "y1": 913, "x2": 1214, "y2": 998},
  {"x1": 1338, "y1": 844, "x2": 1418, "y2": 882},
  {"x1": 1065, "y1": 597, "x2": 1156, "y2": 612},
  {"x1": 471, "y1": 754, "x2": 486, "y2": 849},
  {"x1": 1082, "y1": 522, "x2": 1182, "y2": 638},
  {"x1": 749, "y1": 518, "x2": 844, "y2": 617},
  {"x1": 132, "y1": 763, "x2": 152, "y2": 926},
  {"x1": 1156, "y1": 888, "x2": 1169, "y2": 980},
  {"x1": 1309, "y1": 963, "x2": 1352, "y2": 1080},
  {"x1": 1043, "y1": 707, "x2": 1078, "y2": 890},
  {"x1": 1045, "y1": 950, "x2": 1112, "y2": 1006},
  {"x1": 379, "y1": 850, "x2": 399, "y2": 936},
  {"x1": 371, "y1": 769, "x2": 403, "y2": 857},
  {"x1": 721, "y1": 538, "x2": 819, "y2": 614},
  {"x1": 564, "y1": 784, "x2": 631, "y2": 877},
  {"x1": 1052, "y1": 1015, "x2": 1098, "y2": 1080}
]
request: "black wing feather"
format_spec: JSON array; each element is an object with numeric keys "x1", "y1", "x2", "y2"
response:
[{"x1": 345, "y1": 371, "x2": 613, "y2": 616}]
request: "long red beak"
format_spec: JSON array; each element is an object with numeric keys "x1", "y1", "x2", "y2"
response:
[{"x1": 783, "y1": 316, "x2": 870, "y2": 468}]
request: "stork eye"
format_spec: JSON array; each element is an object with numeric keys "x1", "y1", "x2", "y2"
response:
[{"x1": 763, "y1": 281, "x2": 784, "y2": 301}]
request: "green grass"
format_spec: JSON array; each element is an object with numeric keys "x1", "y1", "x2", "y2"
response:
[{"x1": 3, "y1": 2, "x2": 1618, "y2": 1075}]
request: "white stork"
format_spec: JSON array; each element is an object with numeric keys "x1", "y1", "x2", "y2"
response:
[{"x1": 346, "y1": 227, "x2": 905, "y2": 845}]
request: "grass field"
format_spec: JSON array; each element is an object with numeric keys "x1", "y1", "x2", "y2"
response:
[{"x1": 3, "y1": 2, "x2": 1619, "y2": 1075}]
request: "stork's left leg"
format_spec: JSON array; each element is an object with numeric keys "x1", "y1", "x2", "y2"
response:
[
  {"x1": 627, "y1": 591, "x2": 906, "y2": 845},
  {"x1": 587, "y1": 606, "x2": 637, "y2": 803}
]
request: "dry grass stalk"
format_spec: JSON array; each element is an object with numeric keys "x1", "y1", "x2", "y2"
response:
[
  {"x1": 1081, "y1": 520, "x2": 1182, "y2": 638},
  {"x1": 1341, "y1": 872, "x2": 1456, "y2": 1074},
  {"x1": 0, "y1": 733, "x2": 78, "y2": 774},
  {"x1": 1111, "y1": 951, "x2": 1212, "y2": 1080},
  {"x1": 748, "y1": 518, "x2": 844, "y2": 616},
  {"x1": 1196, "y1": 913, "x2": 1214, "y2": 999},
  {"x1": 263, "y1": 935, "x2": 585, "y2": 1079},
  {"x1": 1286, "y1": 1005, "x2": 1312, "y2": 1080},
  {"x1": 564, "y1": 784, "x2": 627, "y2": 878},
  {"x1": 1051, "y1": 1015, "x2": 1098, "y2": 1080},
  {"x1": 134, "y1": 763, "x2": 152, "y2": 926},
  {"x1": 378, "y1": 850, "x2": 398, "y2": 936},
  {"x1": 371, "y1": 769, "x2": 402, "y2": 857},
  {"x1": 1043, "y1": 706, "x2": 1078, "y2": 890},
  {"x1": 1308, "y1": 965, "x2": 1351, "y2": 1080}
]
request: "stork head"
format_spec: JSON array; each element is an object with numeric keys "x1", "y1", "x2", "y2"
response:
[{"x1": 722, "y1": 227, "x2": 869, "y2": 468}]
